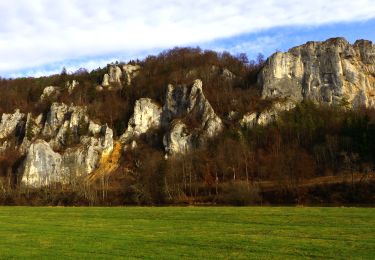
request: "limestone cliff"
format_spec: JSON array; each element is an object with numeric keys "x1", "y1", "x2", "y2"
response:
[
  {"x1": 259, "y1": 38, "x2": 375, "y2": 108},
  {"x1": 120, "y1": 79, "x2": 223, "y2": 155},
  {"x1": 13, "y1": 103, "x2": 114, "y2": 187}
]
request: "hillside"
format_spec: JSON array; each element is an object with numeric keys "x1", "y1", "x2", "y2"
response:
[{"x1": 0, "y1": 39, "x2": 374, "y2": 205}]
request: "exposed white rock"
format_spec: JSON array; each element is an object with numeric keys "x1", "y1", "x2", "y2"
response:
[
  {"x1": 259, "y1": 38, "x2": 375, "y2": 108},
  {"x1": 109, "y1": 65, "x2": 122, "y2": 84},
  {"x1": 20, "y1": 113, "x2": 43, "y2": 154},
  {"x1": 162, "y1": 79, "x2": 223, "y2": 155},
  {"x1": 240, "y1": 101, "x2": 296, "y2": 128},
  {"x1": 120, "y1": 98, "x2": 162, "y2": 143},
  {"x1": 22, "y1": 140, "x2": 62, "y2": 187},
  {"x1": 42, "y1": 103, "x2": 69, "y2": 138},
  {"x1": 0, "y1": 109, "x2": 25, "y2": 140},
  {"x1": 163, "y1": 120, "x2": 195, "y2": 155},
  {"x1": 66, "y1": 80, "x2": 79, "y2": 94},
  {"x1": 222, "y1": 68, "x2": 235, "y2": 80},
  {"x1": 123, "y1": 64, "x2": 140, "y2": 85},
  {"x1": 240, "y1": 112, "x2": 257, "y2": 128},
  {"x1": 102, "y1": 65, "x2": 123, "y2": 88},
  {"x1": 88, "y1": 121, "x2": 102, "y2": 135},
  {"x1": 22, "y1": 115, "x2": 114, "y2": 187},
  {"x1": 102, "y1": 74, "x2": 110, "y2": 87},
  {"x1": 61, "y1": 125, "x2": 114, "y2": 182},
  {"x1": 40, "y1": 86, "x2": 60, "y2": 101}
]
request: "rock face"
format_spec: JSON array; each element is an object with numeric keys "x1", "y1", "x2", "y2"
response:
[
  {"x1": 66, "y1": 80, "x2": 79, "y2": 94},
  {"x1": 102, "y1": 74, "x2": 110, "y2": 87},
  {"x1": 240, "y1": 101, "x2": 296, "y2": 128},
  {"x1": 121, "y1": 79, "x2": 223, "y2": 155},
  {"x1": 163, "y1": 120, "x2": 196, "y2": 155},
  {"x1": 260, "y1": 38, "x2": 375, "y2": 108},
  {"x1": 0, "y1": 110, "x2": 25, "y2": 152},
  {"x1": 109, "y1": 65, "x2": 122, "y2": 84},
  {"x1": 123, "y1": 64, "x2": 140, "y2": 85},
  {"x1": 21, "y1": 103, "x2": 114, "y2": 187},
  {"x1": 102, "y1": 65, "x2": 123, "y2": 88},
  {"x1": 120, "y1": 98, "x2": 162, "y2": 143},
  {"x1": 101, "y1": 64, "x2": 141, "y2": 88},
  {"x1": 22, "y1": 140, "x2": 62, "y2": 187},
  {"x1": 40, "y1": 86, "x2": 60, "y2": 101},
  {"x1": 0, "y1": 109, "x2": 25, "y2": 140},
  {"x1": 162, "y1": 79, "x2": 223, "y2": 155}
]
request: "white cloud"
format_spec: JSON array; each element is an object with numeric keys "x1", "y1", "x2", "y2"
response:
[{"x1": 1, "y1": 0, "x2": 375, "y2": 76}]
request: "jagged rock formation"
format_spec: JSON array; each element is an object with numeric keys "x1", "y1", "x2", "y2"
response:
[
  {"x1": 240, "y1": 101, "x2": 296, "y2": 128},
  {"x1": 102, "y1": 73, "x2": 110, "y2": 87},
  {"x1": 2, "y1": 37, "x2": 375, "y2": 188},
  {"x1": 123, "y1": 64, "x2": 140, "y2": 85},
  {"x1": 120, "y1": 79, "x2": 223, "y2": 155},
  {"x1": 21, "y1": 140, "x2": 62, "y2": 187},
  {"x1": 102, "y1": 65, "x2": 122, "y2": 87},
  {"x1": 108, "y1": 65, "x2": 122, "y2": 84},
  {"x1": 120, "y1": 98, "x2": 162, "y2": 144},
  {"x1": 162, "y1": 79, "x2": 223, "y2": 154},
  {"x1": 0, "y1": 109, "x2": 24, "y2": 140},
  {"x1": 260, "y1": 38, "x2": 375, "y2": 108},
  {"x1": 66, "y1": 80, "x2": 79, "y2": 94},
  {"x1": 0, "y1": 102, "x2": 115, "y2": 187},
  {"x1": 101, "y1": 64, "x2": 140, "y2": 88},
  {"x1": 40, "y1": 86, "x2": 60, "y2": 101},
  {"x1": 0, "y1": 110, "x2": 25, "y2": 152}
]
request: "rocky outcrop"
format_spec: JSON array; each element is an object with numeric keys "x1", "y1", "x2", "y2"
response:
[
  {"x1": 20, "y1": 103, "x2": 114, "y2": 187},
  {"x1": 259, "y1": 38, "x2": 375, "y2": 108},
  {"x1": 0, "y1": 109, "x2": 25, "y2": 152},
  {"x1": 101, "y1": 64, "x2": 140, "y2": 88},
  {"x1": 102, "y1": 73, "x2": 110, "y2": 87},
  {"x1": 240, "y1": 101, "x2": 296, "y2": 128},
  {"x1": 22, "y1": 140, "x2": 62, "y2": 187},
  {"x1": 120, "y1": 79, "x2": 222, "y2": 155},
  {"x1": 0, "y1": 109, "x2": 25, "y2": 140},
  {"x1": 162, "y1": 79, "x2": 223, "y2": 155},
  {"x1": 40, "y1": 86, "x2": 60, "y2": 101},
  {"x1": 163, "y1": 120, "x2": 196, "y2": 155},
  {"x1": 19, "y1": 113, "x2": 43, "y2": 154},
  {"x1": 60, "y1": 125, "x2": 113, "y2": 183},
  {"x1": 123, "y1": 64, "x2": 140, "y2": 85},
  {"x1": 102, "y1": 65, "x2": 123, "y2": 88},
  {"x1": 66, "y1": 80, "x2": 79, "y2": 94},
  {"x1": 109, "y1": 65, "x2": 122, "y2": 84},
  {"x1": 120, "y1": 98, "x2": 162, "y2": 144}
]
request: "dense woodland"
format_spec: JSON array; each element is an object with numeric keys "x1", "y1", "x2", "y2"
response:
[{"x1": 0, "y1": 48, "x2": 374, "y2": 206}]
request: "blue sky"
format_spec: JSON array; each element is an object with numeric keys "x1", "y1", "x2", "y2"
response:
[{"x1": 1, "y1": 0, "x2": 375, "y2": 78}]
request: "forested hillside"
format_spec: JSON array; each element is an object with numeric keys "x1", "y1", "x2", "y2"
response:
[{"x1": 0, "y1": 39, "x2": 374, "y2": 205}]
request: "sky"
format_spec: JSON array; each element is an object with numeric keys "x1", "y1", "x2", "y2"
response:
[{"x1": 1, "y1": 0, "x2": 375, "y2": 78}]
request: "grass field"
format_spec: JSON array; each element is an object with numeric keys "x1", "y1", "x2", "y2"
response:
[{"x1": 0, "y1": 207, "x2": 374, "y2": 259}]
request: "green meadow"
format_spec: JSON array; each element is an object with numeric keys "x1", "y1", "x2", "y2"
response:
[{"x1": 0, "y1": 207, "x2": 374, "y2": 259}]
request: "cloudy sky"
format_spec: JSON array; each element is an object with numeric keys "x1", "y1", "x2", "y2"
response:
[{"x1": 1, "y1": 0, "x2": 375, "y2": 78}]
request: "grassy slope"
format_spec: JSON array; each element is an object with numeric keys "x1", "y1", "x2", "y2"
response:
[{"x1": 0, "y1": 207, "x2": 374, "y2": 259}]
